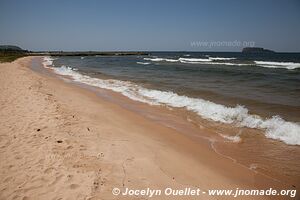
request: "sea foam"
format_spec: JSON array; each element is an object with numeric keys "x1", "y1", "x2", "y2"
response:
[
  {"x1": 144, "y1": 58, "x2": 178, "y2": 62},
  {"x1": 45, "y1": 57, "x2": 300, "y2": 146},
  {"x1": 178, "y1": 57, "x2": 212, "y2": 62},
  {"x1": 137, "y1": 62, "x2": 150, "y2": 65},
  {"x1": 143, "y1": 57, "x2": 300, "y2": 70},
  {"x1": 144, "y1": 57, "x2": 249, "y2": 66},
  {"x1": 218, "y1": 133, "x2": 241, "y2": 143},
  {"x1": 254, "y1": 61, "x2": 300, "y2": 70},
  {"x1": 144, "y1": 57, "x2": 236, "y2": 63},
  {"x1": 43, "y1": 56, "x2": 56, "y2": 68},
  {"x1": 208, "y1": 57, "x2": 236, "y2": 61}
]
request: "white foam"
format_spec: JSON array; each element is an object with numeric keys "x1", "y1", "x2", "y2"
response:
[
  {"x1": 42, "y1": 56, "x2": 56, "y2": 68},
  {"x1": 180, "y1": 60, "x2": 251, "y2": 66},
  {"x1": 179, "y1": 57, "x2": 212, "y2": 62},
  {"x1": 137, "y1": 62, "x2": 150, "y2": 65},
  {"x1": 179, "y1": 57, "x2": 236, "y2": 62},
  {"x1": 164, "y1": 58, "x2": 179, "y2": 62},
  {"x1": 143, "y1": 57, "x2": 252, "y2": 66},
  {"x1": 215, "y1": 62, "x2": 252, "y2": 66},
  {"x1": 45, "y1": 57, "x2": 300, "y2": 146},
  {"x1": 208, "y1": 57, "x2": 236, "y2": 61},
  {"x1": 254, "y1": 61, "x2": 300, "y2": 70},
  {"x1": 179, "y1": 57, "x2": 249, "y2": 65},
  {"x1": 137, "y1": 89, "x2": 300, "y2": 145},
  {"x1": 144, "y1": 57, "x2": 177, "y2": 62},
  {"x1": 51, "y1": 65, "x2": 157, "y2": 105},
  {"x1": 218, "y1": 133, "x2": 241, "y2": 143},
  {"x1": 53, "y1": 65, "x2": 78, "y2": 76},
  {"x1": 143, "y1": 57, "x2": 300, "y2": 70},
  {"x1": 249, "y1": 163, "x2": 258, "y2": 170}
]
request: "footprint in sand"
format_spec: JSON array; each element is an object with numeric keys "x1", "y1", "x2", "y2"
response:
[
  {"x1": 69, "y1": 184, "x2": 80, "y2": 189},
  {"x1": 93, "y1": 181, "x2": 99, "y2": 190},
  {"x1": 44, "y1": 167, "x2": 55, "y2": 174},
  {"x1": 96, "y1": 152, "x2": 104, "y2": 159},
  {"x1": 67, "y1": 174, "x2": 73, "y2": 181}
]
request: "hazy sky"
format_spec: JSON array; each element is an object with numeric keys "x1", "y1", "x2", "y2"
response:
[{"x1": 0, "y1": 0, "x2": 300, "y2": 52}]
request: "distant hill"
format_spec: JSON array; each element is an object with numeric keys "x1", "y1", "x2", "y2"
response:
[
  {"x1": 0, "y1": 45, "x2": 25, "y2": 51},
  {"x1": 242, "y1": 47, "x2": 275, "y2": 53}
]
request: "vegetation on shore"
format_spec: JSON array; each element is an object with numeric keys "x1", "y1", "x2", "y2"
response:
[
  {"x1": 0, "y1": 45, "x2": 149, "y2": 63},
  {"x1": 0, "y1": 53, "x2": 27, "y2": 63},
  {"x1": 0, "y1": 45, "x2": 28, "y2": 63},
  {"x1": 29, "y1": 51, "x2": 149, "y2": 56}
]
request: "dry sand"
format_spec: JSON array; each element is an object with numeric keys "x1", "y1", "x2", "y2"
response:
[{"x1": 0, "y1": 57, "x2": 292, "y2": 200}]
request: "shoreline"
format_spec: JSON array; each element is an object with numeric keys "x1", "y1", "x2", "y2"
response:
[
  {"x1": 41, "y1": 56, "x2": 300, "y2": 186},
  {"x1": 0, "y1": 57, "x2": 296, "y2": 199}
]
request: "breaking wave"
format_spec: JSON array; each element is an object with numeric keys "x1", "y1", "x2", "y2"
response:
[
  {"x1": 142, "y1": 57, "x2": 300, "y2": 69},
  {"x1": 209, "y1": 57, "x2": 236, "y2": 61},
  {"x1": 45, "y1": 57, "x2": 300, "y2": 146},
  {"x1": 144, "y1": 57, "x2": 236, "y2": 63},
  {"x1": 254, "y1": 61, "x2": 300, "y2": 70},
  {"x1": 43, "y1": 56, "x2": 56, "y2": 68},
  {"x1": 143, "y1": 57, "x2": 250, "y2": 66},
  {"x1": 144, "y1": 57, "x2": 178, "y2": 62},
  {"x1": 137, "y1": 62, "x2": 150, "y2": 65}
]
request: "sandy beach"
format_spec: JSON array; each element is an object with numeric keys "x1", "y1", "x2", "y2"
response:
[{"x1": 0, "y1": 57, "x2": 295, "y2": 200}]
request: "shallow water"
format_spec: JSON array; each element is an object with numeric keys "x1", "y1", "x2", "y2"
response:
[
  {"x1": 48, "y1": 53, "x2": 300, "y2": 144},
  {"x1": 41, "y1": 54, "x2": 300, "y2": 186}
]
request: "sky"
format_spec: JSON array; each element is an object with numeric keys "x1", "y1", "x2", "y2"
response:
[{"x1": 0, "y1": 0, "x2": 300, "y2": 52}]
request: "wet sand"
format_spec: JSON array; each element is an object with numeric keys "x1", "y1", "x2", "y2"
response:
[
  {"x1": 39, "y1": 56, "x2": 300, "y2": 187},
  {"x1": 0, "y1": 57, "x2": 296, "y2": 199}
]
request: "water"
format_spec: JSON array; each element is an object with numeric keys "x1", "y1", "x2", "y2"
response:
[
  {"x1": 52, "y1": 52, "x2": 300, "y2": 108},
  {"x1": 42, "y1": 52, "x2": 300, "y2": 185},
  {"x1": 45, "y1": 52, "x2": 300, "y2": 144}
]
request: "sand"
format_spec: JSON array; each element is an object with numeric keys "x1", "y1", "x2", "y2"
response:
[{"x1": 0, "y1": 57, "x2": 292, "y2": 200}]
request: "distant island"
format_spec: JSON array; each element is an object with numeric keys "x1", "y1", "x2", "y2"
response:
[{"x1": 242, "y1": 47, "x2": 275, "y2": 53}]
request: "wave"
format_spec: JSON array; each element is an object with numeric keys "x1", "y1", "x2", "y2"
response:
[
  {"x1": 133, "y1": 90, "x2": 300, "y2": 145},
  {"x1": 254, "y1": 61, "x2": 300, "y2": 70},
  {"x1": 53, "y1": 65, "x2": 78, "y2": 74},
  {"x1": 179, "y1": 57, "x2": 237, "y2": 63},
  {"x1": 178, "y1": 57, "x2": 212, "y2": 62},
  {"x1": 144, "y1": 57, "x2": 241, "y2": 65},
  {"x1": 143, "y1": 57, "x2": 300, "y2": 70},
  {"x1": 137, "y1": 62, "x2": 150, "y2": 65},
  {"x1": 179, "y1": 60, "x2": 252, "y2": 66},
  {"x1": 46, "y1": 60, "x2": 300, "y2": 146},
  {"x1": 144, "y1": 57, "x2": 178, "y2": 62},
  {"x1": 144, "y1": 57, "x2": 236, "y2": 63},
  {"x1": 43, "y1": 56, "x2": 56, "y2": 68},
  {"x1": 208, "y1": 57, "x2": 236, "y2": 61},
  {"x1": 144, "y1": 57, "x2": 214, "y2": 62}
]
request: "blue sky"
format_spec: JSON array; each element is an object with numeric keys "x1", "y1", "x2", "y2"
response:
[{"x1": 0, "y1": 0, "x2": 300, "y2": 52}]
